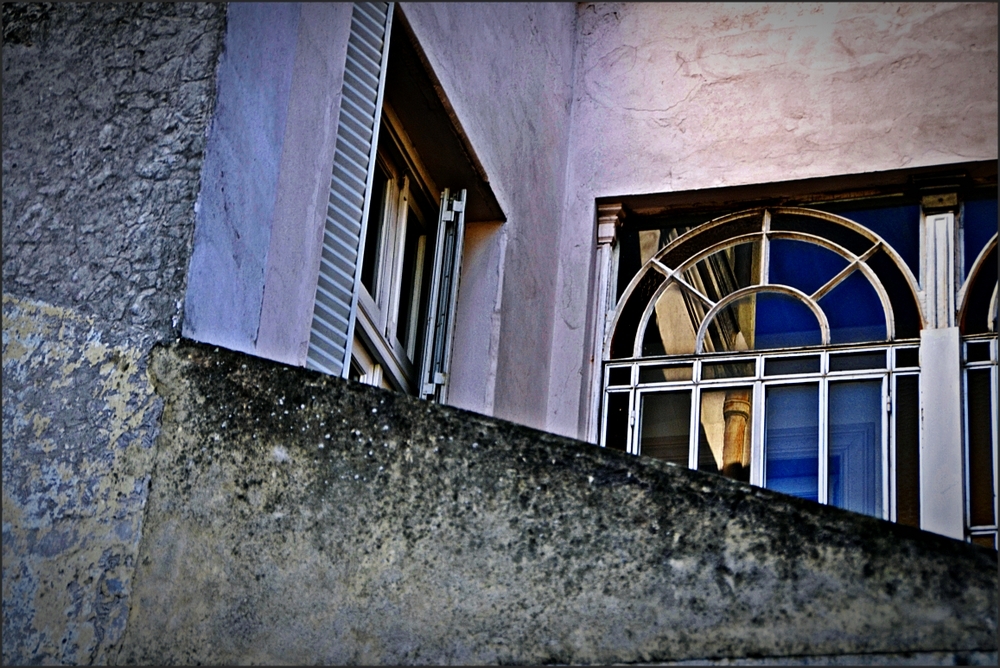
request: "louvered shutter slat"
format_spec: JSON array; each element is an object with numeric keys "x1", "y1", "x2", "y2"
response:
[{"x1": 308, "y1": 2, "x2": 393, "y2": 377}]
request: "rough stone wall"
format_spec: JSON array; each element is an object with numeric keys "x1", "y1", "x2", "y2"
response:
[
  {"x1": 2, "y1": 4, "x2": 226, "y2": 663},
  {"x1": 119, "y1": 341, "x2": 996, "y2": 665},
  {"x1": 546, "y1": 2, "x2": 1000, "y2": 439}
]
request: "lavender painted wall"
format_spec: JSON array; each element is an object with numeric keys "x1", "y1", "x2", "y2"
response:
[
  {"x1": 255, "y1": 3, "x2": 353, "y2": 366},
  {"x1": 546, "y1": 2, "x2": 999, "y2": 439},
  {"x1": 182, "y1": 3, "x2": 300, "y2": 355},
  {"x1": 400, "y1": 2, "x2": 579, "y2": 429}
]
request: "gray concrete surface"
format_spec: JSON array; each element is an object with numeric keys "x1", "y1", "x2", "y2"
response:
[{"x1": 119, "y1": 340, "x2": 997, "y2": 665}]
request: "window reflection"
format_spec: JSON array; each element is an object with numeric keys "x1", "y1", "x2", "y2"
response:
[
  {"x1": 828, "y1": 380, "x2": 883, "y2": 518},
  {"x1": 764, "y1": 384, "x2": 820, "y2": 502},
  {"x1": 639, "y1": 391, "x2": 692, "y2": 464},
  {"x1": 697, "y1": 387, "x2": 752, "y2": 483}
]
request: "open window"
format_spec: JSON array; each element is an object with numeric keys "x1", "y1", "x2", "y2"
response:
[{"x1": 304, "y1": 2, "x2": 502, "y2": 401}]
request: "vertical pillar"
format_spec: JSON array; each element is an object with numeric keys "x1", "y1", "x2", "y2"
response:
[
  {"x1": 585, "y1": 203, "x2": 624, "y2": 444},
  {"x1": 918, "y1": 195, "x2": 965, "y2": 540}
]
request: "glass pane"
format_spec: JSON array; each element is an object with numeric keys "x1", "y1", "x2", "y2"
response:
[
  {"x1": 768, "y1": 239, "x2": 847, "y2": 296},
  {"x1": 610, "y1": 271, "x2": 666, "y2": 359},
  {"x1": 818, "y1": 270, "x2": 887, "y2": 344},
  {"x1": 961, "y1": 245, "x2": 998, "y2": 336},
  {"x1": 639, "y1": 391, "x2": 692, "y2": 465},
  {"x1": 771, "y1": 213, "x2": 874, "y2": 258},
  {"x1": 764, "y1": 355, "x2": 820, "y2": 376},
  {"x1": 688, "y1": 241, "x2": 760, "y2": 301},
  {"x1": 967, "y1": 369, "x2": 996, "y2": 527},
  {"x1": 360, "y1": 164, "x2": 389, "y2": 295},
  {"x1": 963, "y1": 198, "x2": 998, "y2": 281},
  {"x1": 971, "y1": 534, "x2": 997, "y2": 550},
  {"x1": 701, "y1": 360, "x2": 755, "y2": 380},
  {"x1": 698, "y1": 386, "x2": 752, "y2": 483},
  {"x1": 603, "y1": 393, "x2": 630, "y2": 452},
  {"x1": 828, "y1": 380, "x2": 883, "y2": 518},
  {"x1": 396, "y1": 209, "x2": 426, "y2": 358},
  {"x1": 867, "y1": 248, "x2": 921, "y2": 339},
  {"x1": 839, "y1": 205, "x2": 921, "y2": 278},
  {"x1": 642, "y1": 282, "x2": 699, "y2": 356},
  {"x1": 608, "y1": 367, "x2": 631, "y2": 386},
  {"x1": 765, "y1": 383, "x2": 820, "y2": 502},
  {"x1": 704, "y1": 292, "x2": 823, "y2": 353},
  {"x1": 755, "y1": 292, "x2": 823, "y2": 349},
  {"x1": 638, "y1": 364, "x2": 692, "y2": 384},
  {"x1": 895, "y1": 375, "x2": 920, "y2": 528},
  {"x1": 895, "y1": 348, "x2": 919, "y2": 369},
  {"x1": 829, "y1": 351, "x2": 886, "y2": 371},
  {"x1": 966, "y1": 342, "x2": 991, "y2": 363}
]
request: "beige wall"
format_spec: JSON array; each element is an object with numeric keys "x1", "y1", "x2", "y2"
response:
[{"x1": 547, "y1": 2, "x2": 999, "y2": 439}]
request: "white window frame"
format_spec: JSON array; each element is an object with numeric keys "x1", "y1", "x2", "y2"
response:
[{"x1": 354, "y1": 105, "x2": 438, "y2": 394}]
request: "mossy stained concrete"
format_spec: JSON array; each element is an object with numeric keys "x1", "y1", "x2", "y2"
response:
[{"x1": 118, "y1": 341, "x2": 997, "y2": 665}]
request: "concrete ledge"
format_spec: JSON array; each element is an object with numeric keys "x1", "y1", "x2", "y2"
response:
[{"x1": 118, "y1": 340, "x2": 997, "y2": 665}]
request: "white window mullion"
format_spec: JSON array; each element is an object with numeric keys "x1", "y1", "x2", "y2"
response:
[
  {"x1": 749, "y1": 379, "x2": 765, "y2": 487},
  {"x1": 818, "y1": 376, "x2": 829, "y2": 505},
  {"x1": 882, "y1": 374, "x2": 891, "y2": 520}
]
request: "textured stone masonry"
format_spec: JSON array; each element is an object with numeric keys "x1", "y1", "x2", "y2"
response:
[{"x1": 118, "y1": 340, "x2": 997, "y2": 665}]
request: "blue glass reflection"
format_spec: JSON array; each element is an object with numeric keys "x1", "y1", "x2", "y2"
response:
[
  {"x1": 755, "y1": 293, "x2": 822, "y2": 349},
  {"x1": 963, "y1": 199, "x2": 998, "y2": 280},
  {"x1": 841, "y1": 205, "x2": 920, "y2": 277},
  {"x1": 819, "y1": 271, "x2": 886, "y2": 344},
  {"x1": 828, "y1": 380, "x2": 883, "y2": 518},
  {"x1": 769, "y1": 239, "x2": 847, "y2": 295},
  {"x1": 765, "y1": 384, "x2": 819, "y2": 502}
]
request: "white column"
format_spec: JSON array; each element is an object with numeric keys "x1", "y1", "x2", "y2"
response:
[
  {"x1": 918, "y1": 204, "x2": 965, "y2": 539},
  {"x1": 919, "y1": 327, "x2": 964, "y2": 539},
  {"x1": 585, "y1": 203, "x2": 624, "y2": 444}
]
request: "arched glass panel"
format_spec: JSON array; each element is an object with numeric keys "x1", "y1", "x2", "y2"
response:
[
  {"x1": 963, "y1": 198, "x2": 998, "y2": 281},
  {"x1": 704, "y1": 291, "x2": 822, "y2": 352},
  {"x1": 769, "y1": 239, "x2": 848, "y2": 295},
  {"x1": 642, "y1": 282, "x2": 698, "y2": 356},
  {"x1": 839, "y1": 205, "x2": 920, "y2": 277},
  {"x1": 688, "y1": 241, "x2": 760, "y2": 300},
  {"x1": 819, "y1": 270, "x2": 887, "y2": 344},
  {"x1": 961, "y1": 243, "x2": 998, "y2": 335}
]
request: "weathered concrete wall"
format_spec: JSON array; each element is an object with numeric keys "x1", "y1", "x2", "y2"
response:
[
  {"x1": 119, "y1": 340, "x2": 996, "y2": 665},
  {"x1": 2, "y1": 4, "x2": 226, "y2": 663},
  {"x1": 400, "y1": 3, "x2": 578, "y2": 429},
  {"x1": 547, "y1": 2, "x2": 1000, "y2": 439}
]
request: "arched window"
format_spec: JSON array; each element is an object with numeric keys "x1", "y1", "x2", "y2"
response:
[{"x1": 602, "y1": 207, "x2": 924, "y2": 523}]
